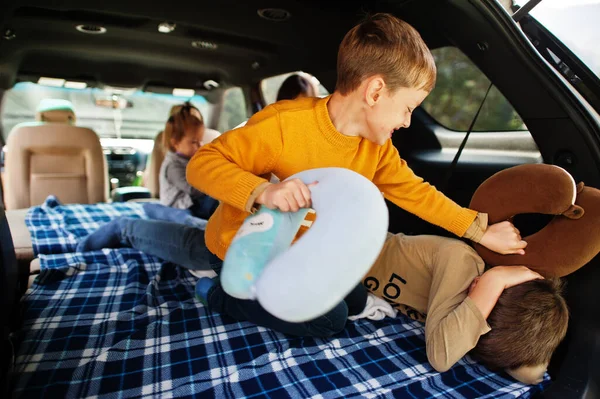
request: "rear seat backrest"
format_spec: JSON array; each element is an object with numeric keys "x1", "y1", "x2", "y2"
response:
[
  {"x1": 203, "y1": 128, "x2": 221, "y2": 145},
  {"x1": 144, "y1": 131, "x2": 166, "y2": 198},
  {"x1": 4, "y1": 123, "x2": 107, "y2": 210}
]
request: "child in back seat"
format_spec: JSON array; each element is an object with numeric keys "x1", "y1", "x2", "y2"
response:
[
  {"x1": 185, "y1": 12, "x2": 528, "y2": 338},
  {"x1": 143, "y1": 103, "x2": 219, "y2": 226}
]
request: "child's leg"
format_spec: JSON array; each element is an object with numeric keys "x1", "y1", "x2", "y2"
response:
[
  {"x1": 143, "y1": 203, "x2": 207, "y2": 229},
  {"x1": 205, "y1": 280, "x2": 349, "y2": 337},
  {"x1": 120, "y1": 219, "x2": 214, "y2": 270},
  {"x1": 76, "y1": 217, "x2": 129, "y2": 252},
  {"x1": 78, "y1": 218, "x2": 215, "y2": 271},
  {"x1": 344, "y1": 283, "x2": 369, "y2": 316}
]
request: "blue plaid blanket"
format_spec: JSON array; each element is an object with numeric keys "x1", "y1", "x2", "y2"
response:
[
  {"x1": 25, "y1": 195, "x2": 147, "y2": 256},
  {"x1": 11, "y1": 198, "x2": 549, "y2": 398},
  {"x1": 11, "y1": 250, "x2": 548, "y2": 398}
]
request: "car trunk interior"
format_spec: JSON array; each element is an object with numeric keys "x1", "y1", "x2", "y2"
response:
[{"x1": 0, "y1": 0, "x2": 599, "y2": 397}]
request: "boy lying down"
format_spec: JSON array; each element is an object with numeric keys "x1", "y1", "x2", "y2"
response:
[{"x1": 356, "y1": 232, "x2": 568, "y2": 385}]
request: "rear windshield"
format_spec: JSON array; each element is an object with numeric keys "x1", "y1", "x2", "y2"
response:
[
  {"x1": 514, "y1": 0, "x2": 600, "y2": 79},
  {"x1": 1, "y1": 82, "x2": 213, "y2": 140}
]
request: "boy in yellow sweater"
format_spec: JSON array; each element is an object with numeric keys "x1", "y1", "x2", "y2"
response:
[
  {"x1": 188, "y1": 15, "x2": 526, "y2": 260},
  {"x1": 78, "y1": 14, "x2": 527, "y2": 337},
  {"x1": 186, "y1": 13, "x2": 526, "y2": 331}
]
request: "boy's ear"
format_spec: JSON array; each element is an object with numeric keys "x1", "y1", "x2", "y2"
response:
[
  {"x1": 365, "y1": 76, "x2": 386, "y2": 106},
  {"x1": 170, "y1": 137, "x2": 177, "y2": 148}
]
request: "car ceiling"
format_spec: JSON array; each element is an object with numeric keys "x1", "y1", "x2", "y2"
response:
[{"x1": 0, "y1": 0, "x2": 444, "y2": 91}]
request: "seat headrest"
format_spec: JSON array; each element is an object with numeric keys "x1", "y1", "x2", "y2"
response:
[
  {"x1": 35, "y1": 99, "x2": 76, "y2": 124},
  {"x1": 4, "y1": 123, "x2": 107, "y2": 209},
  {"x1": 203, "y1": 128, "x2": 221, "y2": 144}
]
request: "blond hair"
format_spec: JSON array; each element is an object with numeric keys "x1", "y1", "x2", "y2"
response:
[{"x1": 336, "y1": 13, "x2": 436, "y2": 95}]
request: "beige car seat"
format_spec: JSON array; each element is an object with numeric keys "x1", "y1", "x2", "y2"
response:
[{"x1": 4, "y1": 99, "x2": 106, "y2": 209}]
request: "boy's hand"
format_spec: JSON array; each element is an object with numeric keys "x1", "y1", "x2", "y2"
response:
[
  {"x1": 491, "y1": 265, "x2": 544, "y2": 289},
  {"x1": 479, "y1": 221, "x2": 527, "y2": 255},
  {"x1": 468, "y1": 266, "x2": 543, "y2": 318},
  {"x1": 256, "y1": 179, "x2": 318, "y2": 212}
]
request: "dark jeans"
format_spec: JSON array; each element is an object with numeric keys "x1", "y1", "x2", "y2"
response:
[
  {"x1": 189, "y1": 196, "x2": 219, "y2": 220},
  {"x1": 118, "y1": 218, "x2": 368, "y2": 337},
  {"x1": 121, "y1": 218, "x2": 215, "y2": 270},
  {"x1": 208, "y1": 279, "x2": 368, "y2": 337}
]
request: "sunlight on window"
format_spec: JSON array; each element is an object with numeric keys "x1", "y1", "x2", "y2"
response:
[
  {"x1": 513, "y1": 0, "x2": 600, "y2": 78},
  {"x1": 1, "y1": 82, "x2": 214, "y2": 140},
  {"x1": 421, "y1": 47, "x2": 527, "y2": 131}
]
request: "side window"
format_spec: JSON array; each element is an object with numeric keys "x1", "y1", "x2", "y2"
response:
[
  {"x1": 260, "y1": 71, "x2": 329, "y2": 106},
  {"x1": 218, "y1": 87, "x2": 247, "y2": 132},
  {"x1": 421, "y1": 47, "x2": 527, "y2": 131}
]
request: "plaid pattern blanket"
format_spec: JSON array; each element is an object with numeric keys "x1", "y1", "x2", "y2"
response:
[
  {"x1": 25, "y1": 195, "x2": 147, "y2": 256},
  {"x1": 10, "y1": 247, "x2": 549, "y2": 398}
]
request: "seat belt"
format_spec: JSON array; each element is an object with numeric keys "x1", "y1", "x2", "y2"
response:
[{"x1": 440, "y1": 82, "x2": 494, "y2": 193}]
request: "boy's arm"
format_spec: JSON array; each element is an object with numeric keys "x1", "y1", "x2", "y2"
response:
[
  {"x1": 426, "y1": 262, "x2": 544, "y2": 373},
  {"x1": 373, "y1": 141, "x2": 477, "y2": 237},
  {"x1": 186, "y1": 106, "x2": 283, "y2": 212},
  {"x1": 468, "y1": 266, "x2": 543, "y2": 318},
  {"x1": 424, "y1": 243, "x2": 490, "y2": 372},
  {"x1": 462, "y1": 213, "x2": 487, "y2": 243},
  {"x1": 373, "y1": 143, "x2": 527, "y2": 255},
  {"x1": 468, "y1": 266, "x2": 546, "y2": 385}
]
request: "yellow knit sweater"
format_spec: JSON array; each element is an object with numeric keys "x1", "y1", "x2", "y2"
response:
[{"x1": 187, "y1": 96, "x2": 477, "y2": 260}]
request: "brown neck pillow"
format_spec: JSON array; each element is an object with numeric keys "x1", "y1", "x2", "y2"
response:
[{"x1": 470, "y1": 164, "x2": 600, "y2": 277}]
